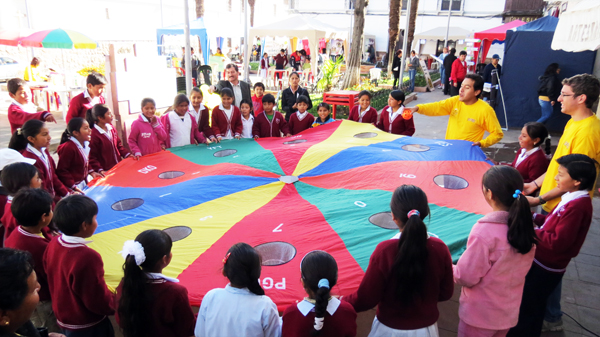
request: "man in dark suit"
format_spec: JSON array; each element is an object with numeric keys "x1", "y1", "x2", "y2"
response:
[
  {"x1": 443, "y1": 48, "x2": 457, "y2": 96},
  {"x1": 209, "y1": 63, "x2": 252, "y2": 108}
]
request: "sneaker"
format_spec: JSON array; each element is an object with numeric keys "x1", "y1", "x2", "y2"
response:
[{"x1": 542, "y1": 319, "x2": 564, "y2": 332}]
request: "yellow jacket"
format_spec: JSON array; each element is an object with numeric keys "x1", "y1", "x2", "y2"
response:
[
  {"x1": 417, "y1": 96, "x2": 503, "y2": 148},
  {"x1": 23, "y1": 65, "x2": 48, "y2": 82}
]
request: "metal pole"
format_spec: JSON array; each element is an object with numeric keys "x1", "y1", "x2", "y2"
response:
[
  {"x1": 444, "y1": 0, "x2": 452, "y2": 47},
  {"x1": 184, "y1": 0, "x2": 192, "y2": 95},
  {"x1": 24, "y1": 0, "x2": 35, "y2": 58},
  {"x1": 398, "y1": 0, "x2": 411, "y2": 89},
  {"x1": 243, "y1": 0, "x2": 250, "y2": 82}
]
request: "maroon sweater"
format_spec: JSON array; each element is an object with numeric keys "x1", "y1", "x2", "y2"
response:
[
  {"x1": 533, "y1": 196, "x2": 592, "y2": 272},
  {"x1": 509, "y1": 148, "x2": 549, "y2": 183},
  {"x1": 376, "y1": 106, "x2": 415, "y2": 136},
  {"x1": 44, "y1": 235, "x2": 115, "y2": 330},
  {"x1": 115, "y1": 279, "x2": 195, "y2": 337},
  {"x1": 22, "y1": 147, "x2": 69, "y2": 198},
  {"x1": 348, "y1": 106, "x2": 378, "y2": 124},
  {"x1": 56, "y1": 140, "x2": 90, "y2": 190},
  {"x1": 66, "y1": 92, "x2": 105, "y2": 123},
  {"x1": 253, "y1": 111, "x2": 290, "y2": 138},
  {"x1": 89, "y1": 125, "x2": 130, "y2": 172},
  {"x1": 288, "y1": 112, "x2": 315, "y2": 135},
  {"x1": 282, "y1": 300, "x2": 357, "y2": 337},
  {"x1": 5, "y1": 226, "x2": 52, "y2": 301},
  {"x1": 8, "y1": 103, "x2": 50, "y2": 134},
  {"x1": 211, "y1": 106, "x2": 243, "y2": 138},
  {"x1": 344, "y1": 238, "x2": 454, "y2": 330},
  {"x1": 192, "y1": 105, "x2": 215, "y2": 139}
]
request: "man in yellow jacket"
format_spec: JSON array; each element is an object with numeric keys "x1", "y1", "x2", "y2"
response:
[{"x1": 406, "y1": 73, "x2": 504, "y2": 148}]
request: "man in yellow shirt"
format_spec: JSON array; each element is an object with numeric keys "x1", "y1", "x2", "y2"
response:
[{"x1": 406, "y1": 74, "x2": 504, "y2": 148}]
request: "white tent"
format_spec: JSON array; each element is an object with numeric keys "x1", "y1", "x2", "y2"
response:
[
  {"x1": 551, "y1": 0, "x2": 600, "y2": 52},
  {"x1": 248, "y1": 15, "x2": 348, "y2": 76},
  {"x1": 414, "y1": 26, "x2": 471, "y2": 55}
]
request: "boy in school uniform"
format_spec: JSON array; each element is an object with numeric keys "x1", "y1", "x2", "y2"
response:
[
  {"x1": 43, "y1": 195, "x2": 115, "y2": 337},
  {"x1": 66, "y1": 72, "x2": 107, "y2": 123},
  {"x1": 4, "y1": 188, "x2": 59, "y2": 332},
  {"x1": 252, "y1": 94, "x2": 290, "y2": 138},
  {"x1": 288, "y1": 95, "x2": 315, "y2": 135},
  {"x1": 7, "y1": 78, "x2": 56, "y2": 134}
]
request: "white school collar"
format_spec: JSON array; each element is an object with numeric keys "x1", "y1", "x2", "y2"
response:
[
  {"x1": 26, "y1": 143, "x2": 47, "y2": 161},
  {"x1": 359, "y1": 106, "x2": 371, "y2": 118},
  {"x1": 70, "y1": 137, "x2": 90, "y2": 151},
  {"x1": 552, "y1": 190, "x2": 589, "y2": 215},
  {"x1": 515, "y1": 147, "x2": 540, "y2": 167},
  {"x1": 146, "y1": 272, "x2": 179, "y2": 283},
  {"x1": 94, "y1": 123, "x2": 113, "y2": 135},
  {"x1": 219, "y1": 103, "x2": 233, "y2": 114},
  {"x1": 297, "y1": 297, "x2": 341, "y2": 316},
  {"x1": 11, "y1": 99, "x2": 37, "y2": 114},
  {"x1": 83, "y1": 90, "x2": 102, "y2": 105},
  {"x1": 387, "y1": 106, "x2": 403, "y2": 123},
  {"x1": 296, "y1": 110, "x2": 309, "y2": 121},
  {"x1": 61, "y1": 234, "x2": 93, "y2": 245}
]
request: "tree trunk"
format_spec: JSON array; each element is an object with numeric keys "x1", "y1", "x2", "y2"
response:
[
  {"x1": 341, "y1": 0, "x2": 369, "y2": 89},
  {"x1": 387, "y1": 0, "x2": 400, "y2": 74},
  {"x1": 195, "y1": 0, "x2": 204, "y2": 18},
  {"x1": 406, "y1": 0, "x2": 420, "y2": 54},
  {"x1": 248, "y1": 0, "x2": 256, "y2": 27}
]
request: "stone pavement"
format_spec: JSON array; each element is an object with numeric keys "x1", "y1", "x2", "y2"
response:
[{"x1": 1, "y1": 87, "x2": 599, "y2": 337}]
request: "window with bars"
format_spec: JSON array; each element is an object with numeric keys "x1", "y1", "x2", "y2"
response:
[{"x1": 441, "y1": 0, "x2": 462, "y2": 11}]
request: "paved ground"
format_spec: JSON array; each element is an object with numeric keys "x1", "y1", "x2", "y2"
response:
[{"x1": 1, "y1": 87, "x2": 599, "y2": 337}]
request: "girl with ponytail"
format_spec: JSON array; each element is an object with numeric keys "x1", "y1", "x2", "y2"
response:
[
  {"x1": 195, "y1": 242, "x2": 280, "y2": 337},
  {"x1": 116, "y1": 229, "x2": 195, "y2": 337},
  {"x1": 282, "y1": 250, "x2": 357, "y2": 337},
  {"x1": 454, "y1": 165, "x2": 537, "y2": 337},
  {"x1": 87, "y1": 104, "x2": 131, "y2": 175},
  {"x1": 375, "y1": 90, "x2": 415, "y2": 136},
  {"x1": 345, "y1": 185, "x2": 454, "y2": 337}
]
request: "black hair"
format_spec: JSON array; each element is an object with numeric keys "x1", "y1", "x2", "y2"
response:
[
  {"x1": 390, "y1": 185, "x2": 430, "y2": 303},
  {"x1": 86, "y1": 72, "x2": 107, "y2": 86},
  {"x1": 459, "y1": 50, "x2": 467, "y2": 56},
  {"x1": 450, "y1": 48, "x2": 456, "y2": 54},
  {"x1": 223, "y1": 243, "x2": 264, "y2": 296},
  {"x1": 482, "y1": 166, "x2": 537, "y2": 254},
  {"x1": 0, "y1": 248, "x2": 34, "y2": 311},
  {"x1": 562, "y1": 74, "x2": 600, "y2": 109},
  {"x1": 280, "y1": 49, "x2": 285, "y2": 53},
  {"x1": 523, "y1": 122, "x2": 551, "y2": 155},
  {"x1": 395, "y1": 49, "x2": 402, "y2": 56},
  {"x1": 254, "y1": 82, "x2": 265, "y2": 90},
  {"x1": 358, "y1": 90, "x2": 372, "y2": 100},
  {"x1": 289, "y1": 71, "x2": 300, "y2": 79},
  {"x1": 390, "y1": 90, "x2": 406, "y2": 106},
  {"x1": 60, "y1": 117, "x2": 87, "y2": 145},
  {"x1": 300, "y1": 251, "x2": 337, "y2": 335},
  {"x1": 411, "y1": 50, "x2": 416, "y2": 54},
  {"x1": 317, "y1": 102, "x2": 331, "y2": 111},
  {"x1": 173, "y1": 94, "x2": 190, "y2": 109},
  {"x1": 53, "y1": 195, "x2": 98, "y2": 235},
  {"x1": 0, "y1": 163, "x2": 39, "y2": 195},
  {"x1": 465, "y1": 74, "x2": 484, "y2": 98},
  {"x1": 225, "y1": 63, "x2": 239, "y2": 73},
  {"x1": 220, "y1": 88, "x2": 234, "y2": 99},
  {"x1": 85, "y1": 104, "x2": 110, "y2": 128},
  {"x1": 544, "y1": 63, "x2": 560, "y2": 76},
  {"x1": 239, "y1": 99, "x2": 254, "y2": 114},
  {"x1": 262, "y1": 94, "x2": 275, "y2": 104},
  {"x1": 296, "y1": 95, "x2": 310, "y2": 105},
  {"x1": 7, "y1": 78, "x2": 27, "y2": 95},
  {"x1": 12, "y1": 188, "x2": 53, "y2": 228},
  {"x1": 8, "y1": 119, "x2": 45, "y2": 152},
  {"x1": 189, "y1": 87, "x2": 202, "y2": 96},
  {"x1": 141, "y1": 98, "x2": 156, "y2": 109},
  {"x1": 556, "y1": 154, "x2": 599, "y2": 191},
  {"x1": 119, "y1": 230, "x2": 173, "y2": 337}
]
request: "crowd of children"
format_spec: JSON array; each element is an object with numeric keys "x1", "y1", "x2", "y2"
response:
[{"x1": 0, "y1": 71, "x2": 599, "y2": 337}]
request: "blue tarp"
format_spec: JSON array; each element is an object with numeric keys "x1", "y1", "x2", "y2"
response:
[
  {"x1": 495, "y1": 16, "x2": 596, "y2": 131},
  {"x1": 156, "y1": 18, "x2": 210, "y2": 65}
]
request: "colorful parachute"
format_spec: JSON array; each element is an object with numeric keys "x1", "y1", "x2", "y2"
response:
[{"x1": 86, "y1": 120, "x2": 492, "y2": 311}]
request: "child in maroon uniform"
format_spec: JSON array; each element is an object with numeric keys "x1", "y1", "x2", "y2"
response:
[
  {"x1": 43, "y1": 195, "x2": 115, "y2": 336},
  {"x1": 4, "y1": 188, "x2": 59, "y2": 332},
  {"x1": 253, "y1": 94, "x2": 290, "y2": 138},
  {"x1": 509, "y1": 154, "x2": 598, "y2": 337},
  {"x1": 9, "y1": 120, "x2": 69, "y2": 202},
  {"x1": 87, "y1": 104, "x2": 131, "y2": 174},
  {"x1": 376, "y1": 90, "x2": 415, "y2": 136},
  {"x1": 116, "y1": 230, "x2": 195, "y2": 337},
  {"x1": 349, "y1": 90, "x2": 378, "y2": 124},
  {"x1": 57, "y1": 118, "x2": 100, "y2": 193},
  {"x1": 66, "y1": 72, "x2": 107, "y2": 123},
  {"x1": 7, "y1": 78, "x2": 56, "y2": 134},
  {"x1": 189, "y1": 87, "x2": 215, "y2": 141},
  {"x1": 252, "y1": 82, "x2": 265, "y2": 115},
  {"x1": 288, "y1": 95, "x2": 315, "y2": 135},
  {"x1": 344, "y1": 185, "x2": 454, "y2": 335},
  {"x1": 282, "y1": 250, "x2": 357, "y2": 337},
  {"x1": 0, "y1": 163, "x2": 44, "y2": 243},
  {"x1": 211, "y1": 88, "x2": 242, "y2": 141}
]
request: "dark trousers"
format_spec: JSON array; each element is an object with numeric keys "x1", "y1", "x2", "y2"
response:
[
  {"x1": 63, "y1": 317, "x2": 115, "y2": 337},
  {"x1": 507, "y1": 264, "x2": 564, "y2": 337},
  {"x1": 393, "y1": 71, "x2": 400, "y2": 88},
  {"x1": 443, "y1": 72, "x2": 451, "y2": 95},
  {"x1": 450, "y1": 81, "x2": 462, "y2": 97}
]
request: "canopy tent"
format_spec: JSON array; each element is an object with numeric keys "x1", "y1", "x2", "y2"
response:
[
  {"x1": 495, "y1": 16, "x2": 596, "y2": 131},
  {"x1": 414, "y1": 26, "x2": 471, "y2": 55},
  {"x1": 156, "y1": 18, "x2": 210, "y2": 65},
  {"x1": 249, "y1": 15, "x2": 348, "y2": 75},
  {"x1": 551, "y1": 0, "x2": 600, "y2": 52},
  {"x1": 473, "y1": 20, "x2": 526, "y2": 64}
]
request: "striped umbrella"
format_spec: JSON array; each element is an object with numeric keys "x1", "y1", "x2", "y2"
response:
[{"x1": 19, "y1": 29, "x2": 97, "y2": 49}]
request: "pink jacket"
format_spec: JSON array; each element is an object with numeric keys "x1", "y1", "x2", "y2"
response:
[
  {"x1": 128, "y1": 115, "x2": 168, "y2": 156},
  {"x1": 159, "y1": 112, "x2": 206, "y2": 148},
  {"x1": 453, "y1": 211, "x2": 535, "y2": 330}
]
